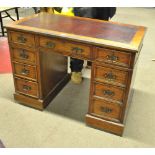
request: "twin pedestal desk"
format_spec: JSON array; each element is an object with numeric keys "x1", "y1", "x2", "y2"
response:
[{"x1": 6, "y1": 13, "x2": 146, "y2": 136}]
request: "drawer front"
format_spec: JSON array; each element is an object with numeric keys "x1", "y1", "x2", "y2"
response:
[
  {"x1": 15, "y1": 78, "x2": 39, "y2": 98},
  {"x1": 13, "y1": 63, "x2": 37, "y2": 80},
  {"x1": 94, "y1": 83, "x2": 125, "y2": 103},
  {"x1": 12, "y1": 48, "x2": 36, "y2": 64},
  {"x1": 94, "y1": 65, "x2": 128, "y2": 87},
  {"x1": 39, "y1": 36, "x2": 62, "y2": 51},
  {"x1": 95, "y1": 47, "x2": 132, "y2": 67},
  {"x1": 92, "y1": 98, "x2": 122, "y2": 121},
  {"x1": 65, "y1": 42, "x2": 91, "y2": 59},
  {"x1": 39, "y1": 36, "x2": 91, "y2": 59},
  {"x1": 9, "y1": 31, "x2": 35, "y2": 47}
]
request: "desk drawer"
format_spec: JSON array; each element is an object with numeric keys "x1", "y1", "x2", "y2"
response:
[
  {"x1": 94, "y1": 83, "x2": 125, "y2": 103},
  {"x1": 39, "y1": 36, "x2": 91, "y2": 59},
  {"x1": 12, "y1": 48, "x2": 36, "y2": 64},
  {"x1": 13, "y1": 63, "x2": 37, "y2": 80},
  {"x1": 91, "y1": 98, "x2": 122, "y2": 122},
  {"x1": 94, "y1": 65, "x2": 128, "y2": 87},
  {"x1": 15, "y1": 78, "x2": 39, "y2": 98},
  {"x1": 39, "y1": 37, "x2": 62, "y2": 51},
  {"x1": 95, "y1": 47, "x2": 132, "y2": 67},
  {"x1": 9, "y1": 31, "x2": 35, "y2": 47}
]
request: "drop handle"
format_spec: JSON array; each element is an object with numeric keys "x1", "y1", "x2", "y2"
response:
[
  {"x1": 46, "y1": 42, "x2": 55, "y2": 48},
  {"x1": 104, "y1": 72, "x2": 116, "y2": 81},
  {"x1": 23, "y1": 85, "x2": 31, "y2": 91},
  {"x1": 106, "y1": 55, "x2": 119, "y2": 62},
  {"x1": 100, "y1": 107, "x2": 112, "y2": 113},
  {"x1": 21, "y1": 68, "x2": 29, "y2": 75},
  {"x1": 17, "y1": 35, "x2": 27, "y2": 43},
  {"x1": 103, "y1": 90, "x2": 115, "y2": 96},
  {"x1": 19, "y1": 50, "x2": 29, "y2": 59},
  {"x1": 72, "y1": 47, "x2": 83, "y2": 54}
]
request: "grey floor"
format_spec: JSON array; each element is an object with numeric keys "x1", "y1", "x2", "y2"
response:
[{"x1": 0, "y1": 7, "x2": 155, "y2": 147}]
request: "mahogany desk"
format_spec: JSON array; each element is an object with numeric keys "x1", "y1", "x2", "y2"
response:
[{"x1": 6, "y1": 13, "x2": 146, "y2": 136}]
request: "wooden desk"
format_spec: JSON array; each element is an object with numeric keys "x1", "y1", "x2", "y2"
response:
[{"x1": 6, "y1": 13, "x2": 146, "y2": 136}]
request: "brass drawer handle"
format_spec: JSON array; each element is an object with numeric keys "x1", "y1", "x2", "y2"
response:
[
  {"x1": 100, "y1": 107, "x2": 112, "y2": 113},
  {"x1": 103, "y1": 90, "x2": 115, "y2": 96},
  {"x1": 46, "y1": 42, "x2": 55, "y2": 48},
  {"x1": 19, "y1": 50, "x2": 29, "y2": 59},
  {"x1": 104, "y1": 72, "x2": 116, "y2": 81},
  {"x1": 23, "y1": 85, "x2": 31, "y2": 91},
  {"x1": 72, "y1": 47, "x2": 83, "y2": 54},
  {"x1": 17, "y1": 35, "x2": 27, "y2": 43},
  {"x1": 21, "y1": 68, "x2": 29, "y2": 75},
  {"x1": 106, "y1": 55, "x2": 119, "y2": 62},
  {"x1": 76, "y1": 47, "x2": 83, "y2": 54}
]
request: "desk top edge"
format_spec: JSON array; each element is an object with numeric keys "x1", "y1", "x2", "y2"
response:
[{"x1": 5, "y1": 12, "x2": 147, "y2": 52}]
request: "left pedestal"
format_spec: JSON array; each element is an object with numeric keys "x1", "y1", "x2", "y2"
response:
[{"x1": 8, "y1": 30, "x2": 70, "y2": 110}]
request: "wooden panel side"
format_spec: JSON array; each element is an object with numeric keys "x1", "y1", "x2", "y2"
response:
[{"x1": 39, "y1": 48, "x2": 68, "y2": 99}]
